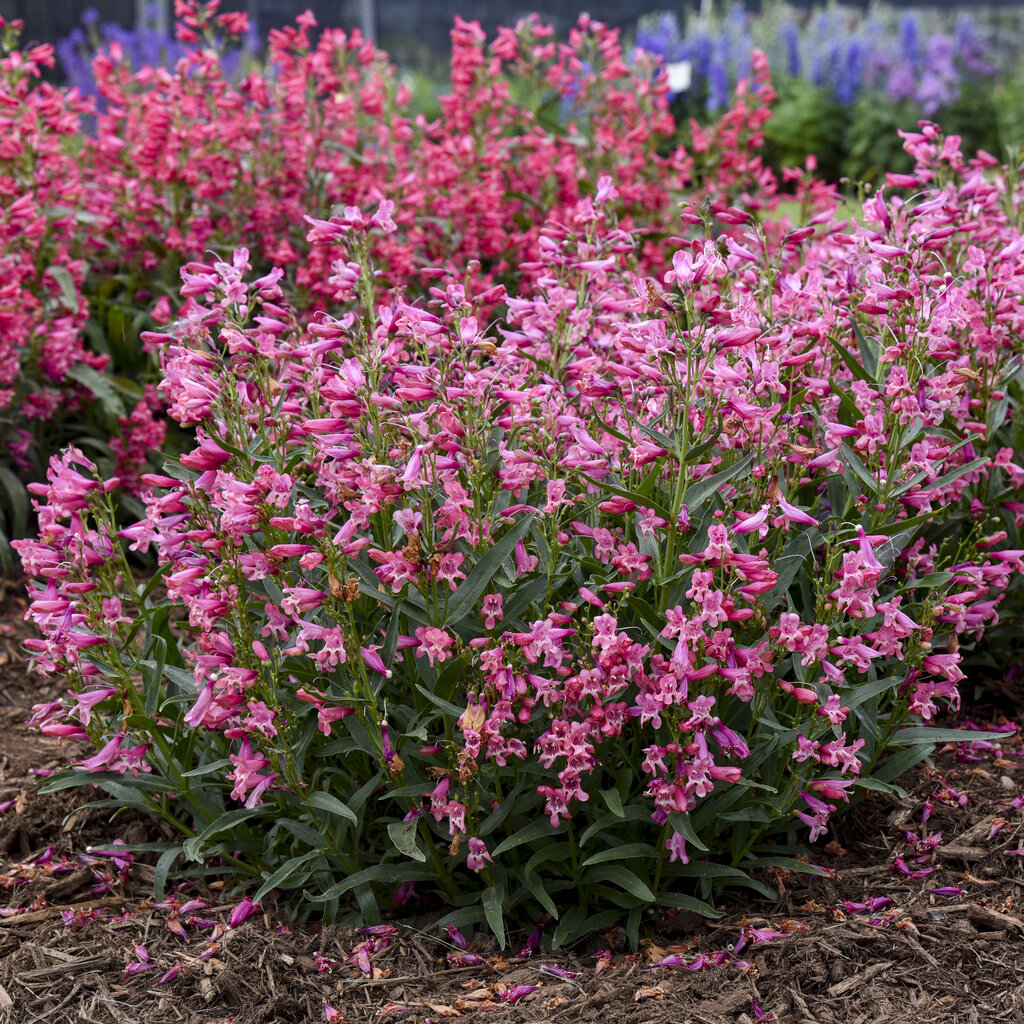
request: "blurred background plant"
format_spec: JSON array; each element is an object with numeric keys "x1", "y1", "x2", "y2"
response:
[
  {"x1": 56, "y1": 3, "x2": 261, "y2": 106},
  {"x1": 634, "y1": 2, "x2": 1024, "y2": 187},
  {"x1": 51, "y1": 2, "x2": 1024, "y2": 192}
]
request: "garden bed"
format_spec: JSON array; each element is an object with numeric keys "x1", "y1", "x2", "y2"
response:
[{"x1": 2, "y1": 591, "x2": 1023, "y2": 1024}]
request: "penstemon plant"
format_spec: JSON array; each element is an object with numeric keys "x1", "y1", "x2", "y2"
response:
[
  {"x1": 3, "y1": 1, "x2": 782, "y2": 569},
  {"x1": 16, "y1": 128, "x2": 1024, "y2": 947}
]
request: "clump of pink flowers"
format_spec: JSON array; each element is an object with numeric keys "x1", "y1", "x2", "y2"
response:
[{"x1": 9, "y1": 4, "x2": 1024, "y2": 946}]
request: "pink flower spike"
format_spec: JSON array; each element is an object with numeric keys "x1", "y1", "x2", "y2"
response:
[
  {"x1": 360, "y1": 645, "x2": 391, "y2": 677},
  {"x1": 776, "y1": 495, "x2": 817, "y2": 527},
  {"x1": 76, "y1": 732, "x2": 126, "y2": 772},
  {"x1": 733, "y1": 504, "x2": 772, "y2": 534}
]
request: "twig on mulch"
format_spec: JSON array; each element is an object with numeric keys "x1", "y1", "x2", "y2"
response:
[{"x1": 0, "y1": 897, "x2": 128, "y2": 927}]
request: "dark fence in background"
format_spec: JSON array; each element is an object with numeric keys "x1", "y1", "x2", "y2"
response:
[
  {"x1": 3, "y1": 0, "x2": 1020, "y2": 68},
  {"x1": 0, "y1": 0, "x2": 679, "y2": 75}
]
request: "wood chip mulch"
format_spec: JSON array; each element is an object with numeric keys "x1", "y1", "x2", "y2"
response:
[{"x1": 3, "y1": 588, "x2": 1024, "y2": 1023}]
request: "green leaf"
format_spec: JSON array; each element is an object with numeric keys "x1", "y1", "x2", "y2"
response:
[
  {"x1": 580, "y1": 472, "x2": 672, "y2": 521},
  {"x1": 888, "y1": 726, "x2": 1011, "y2": 746},
  {"x1": 478, "y1": 782, "x2": 525, "y2": 836},
  {"x1": 854, "y1": 778, "x2": 906, "y2": 797},
  {"x1": 158, "y1": 664, "x2": 198, "y2": 690},
  {"x1": 414, "y1": 684, "x2": 463, "y2": 719},
  {"x1": 850, "y1": 320, "x2": 878, "y2": 381},
  {"x1": 655, "y1": 892, "x2": 724, "y2": 918},
  {"x1": 837, "y1": 509, "x2": 937, "y2": 538},
  {"x1": 482, "y1": 883, "x2": 506, "y2": 949},
  {"x1": 65, "y1": 364, "x2": 126, "y2": 419},
  {"x1": 499, "y1": 576, "x2": 549, "y2": 625},
  {"x1": 278, "y1": 817, "x2": 324, "y2": 848},
  {"x1": 307, "y1": 791, "x2": 358, "y2": 827},
  {"x1": 306, "y1": 864, "x2": 434, "y2": 902},
  {"x1": 579, "y1": 805, "x2": 650, "y2": 846},
  {"x1": 144, "y1": 636, "x2": 167, "y2": 717},
  {"x1": 582, "y1": 843, "x2": 658, "y2": 867},
  {"x1": 354, "y1": 883, "x2": 381, "y2": 925},
  {"x1": 254, "y1": 851, "x2": 322, "y2": 903},
  {"x1": 600, "y1": 788, "x2": 625, "y2": 818},
  {"x1": 684, "y1": 453, "x2": 755, "y2": 513},
  {"x1": 874, "y1": 743, "x2": 932, "y2": 784},
  {"x1": 492, "y1": 818, "x2": 567, "y2": 856},
  {"x1": 444, "y1": 514, "x2": 536, "y2": 625},
  {"x1": 183, "y1": 808, "x2": 268, "y2": 862},
  {"x1": 348, "y1": 773, "x2": 384, "y2": 815},
  {"x1": 381, "y1": 604, "x2": 404, "y2": 672},
  {"x1": 181, "y1": 758, "x2": 232, "y2": 779},
  {"x1": 584, "y1": 864, "x2": 655, "y2": 902},
  {"x1": 923, "y1": 456, "x2": 990, "y2": 495},
  {"x1": 743, "y1": 856, "x2": 830, "y2": 877},
  {"x1": 387, "y1": 819, "x2": 426, "y2": 862},
  {"x1": 838, "y1": 441, "x2": 878, "y2": 496},
  {"x1": 828, "y1": 334, "x2": 870, "y2": 383},
  {"x1": 839, "y1": 675, "x2": 899, "y2": 711},
  {"x1": 523, "y1": 843, "x2": 573, "y2": 877},
  {"x1": 551, "y1": 906, "x2": 586, "y2": 949},
  {"x1": 667, "y1": 812, "x2": 710, "y2": 853},
  {"x1": 0, "y1": 467, "x2": 29, "y2": 538},
  {"x1": 674, "y1": 861, "x2": 777, "y2": 899},
  {"x1": 152, "y1": 847, "x2": 182, "y2": 903},
  {"x1": 47, "y1": 264, "x2": 80, "y2": 312},
  {"x1": 907, "y1": 572, "x2": 954, "y2": 590},
  {"x1": 552, "y1": 907, "x2": 622, "y2": 949},
  {"x1": 523, "y1": 872, "x2": 559, "y2": 919}
]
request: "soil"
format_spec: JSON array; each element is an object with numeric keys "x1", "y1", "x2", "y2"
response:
[{"x1": 2, "y1": 582, "x2": 1024, "y2": 1024}]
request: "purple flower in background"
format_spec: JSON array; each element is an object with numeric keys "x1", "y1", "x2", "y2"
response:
[
  {"x1": 633, "y1": 4, "x2": 997, "y2": 116},
  {"x1": 837, "y1": 39, "x2": 864, "y2": 107},
  {"x1": 707, "y1": 46, "x2": 731, "y2": 112},
  {"x1": 899, "y1": 12, "x2": 920, "y2": 61},
  {"x1": 780, "y1": 22, "x2": 800, "y2": 77},
  {"x1": 56, "y1": 4, "x2": 260, "y2": 106}
]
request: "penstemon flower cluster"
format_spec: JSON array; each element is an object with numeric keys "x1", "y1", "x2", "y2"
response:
[
  {"x1": 15, "y1": 107, "x2": 1024, "y2": 944},
  {"x1": 2, "y1": 2, "x2": 779, "y2": 567},
  {"x1": 0, "y1": 20, "x2": 97, "y2": 463}
]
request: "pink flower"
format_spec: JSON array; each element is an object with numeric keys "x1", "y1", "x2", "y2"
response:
[
  {"x1": 797, "y1": 791, "x2": 835, "y2": 842},
  {"x1": 228, "y1": 897, "x2": 260, "y2": 929},
  {"x1": 77, "y1": 732, "x2": 126, "y2": 772},
  {"x1": 467, "y1": 837, "x2": 493, "y2": 871},
  {"x1": 414, "y1": 626, "x2": 455, "y2": 666},
  {"x1": 481, "y1": 593, "x2": 504, "y2": 629}
]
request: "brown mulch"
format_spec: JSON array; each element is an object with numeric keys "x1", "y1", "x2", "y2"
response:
[{"x1": 3, "y1": 583, "x2": 1024, "y2": 1023}]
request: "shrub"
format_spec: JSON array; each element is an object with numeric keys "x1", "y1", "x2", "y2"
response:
[
  {"x1": 16, "y1": 119, "x2": 1024, "y2": 945},
  {"x1": 3, "y1": 2, "x2": 785, "y2": 566},
  {"x1": 635, "y1": 3, "x2": 1009, "y2": 187}
]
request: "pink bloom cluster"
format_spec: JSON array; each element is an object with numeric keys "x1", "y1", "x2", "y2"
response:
[
  {"x1": 0, "y1": 20, "x2": 99, "y2": 464},
  {"x1": 9, "y1": 4, "x2": 1024, "y2": 925}
]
